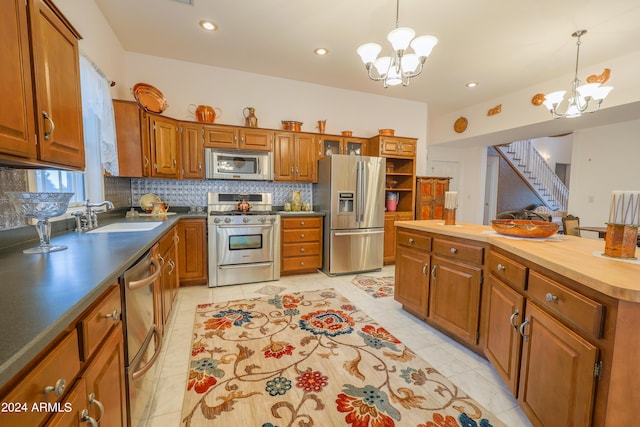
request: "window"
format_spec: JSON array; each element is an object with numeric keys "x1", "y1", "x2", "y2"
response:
[{"x1": 32, "y1": 170, "x2": 86, "y2": 207}]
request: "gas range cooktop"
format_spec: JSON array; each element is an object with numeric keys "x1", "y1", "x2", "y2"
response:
[{"x1": 207, "y1": 192, "x2": 276, "y2": 216}]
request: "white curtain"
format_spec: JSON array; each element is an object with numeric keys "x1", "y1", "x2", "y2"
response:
[{"x1": 79, "y1": 55, "x2": 118, "y2": 176}]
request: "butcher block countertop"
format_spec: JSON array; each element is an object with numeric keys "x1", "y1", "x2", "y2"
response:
[{"x1": 395, "y1": 220, "x2": 640, "y2": 303}]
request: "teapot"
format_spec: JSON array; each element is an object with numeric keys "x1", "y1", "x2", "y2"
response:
[
  {"x1": 243, "y1": 107, "x2": 258, "y2": 127},
  {"x1": 236, "y1": 199, "x2": 251, "y2": 212},
  {"x1": 151, "y1": 201, "x2": 169, "y2": 215},
  {"x1": 188, "y1": 104, "x2": 222, "y2": 123}
]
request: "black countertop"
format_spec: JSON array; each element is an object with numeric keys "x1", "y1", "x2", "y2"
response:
[{"x1": 0, "y1": 214, "x2": 182, "y2": 389}]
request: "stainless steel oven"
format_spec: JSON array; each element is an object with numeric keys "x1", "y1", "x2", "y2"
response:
[
  {"x1": 208, "y1": 192, "x2": 280, "y2": 287},
  {"x1": 121, "y1": 250, "x2": 163, "y2": 426}
]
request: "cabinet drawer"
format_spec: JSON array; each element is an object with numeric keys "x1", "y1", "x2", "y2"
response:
[
  {"x1": 2, "y1": 330, "x2": 80, "y2": 427},
  {"x1": 433, "y1": 238, "x2": 484, "y2": 265},
  {"x1": 283, "y1": 242, "x2": 321, "y2": 257},
  {"x1": 528, "y1": 271, "x2": 604, "y2": 338},
  {"x1": 79, "y1": 285, "x2": 122, "y2": 361},
  {"x1": 488, "y1": 251, "x2": 527, "y2": 291},
  {"x1": 283, "y1": 255, "x2": 321, "y2": 272},
  {"x1": 397, "y1": 230, "x2": 431, "y2": 251},
  {"x1": 283, "y1": 228, "x2": 320, "y2": 243},
  {"x1": 282, "y1": 216, "x2": 322, "y2": 229}
]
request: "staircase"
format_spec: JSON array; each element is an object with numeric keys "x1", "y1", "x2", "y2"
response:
[{"x1": 496, "y1": 140, "x2": 569, "y2": 211}]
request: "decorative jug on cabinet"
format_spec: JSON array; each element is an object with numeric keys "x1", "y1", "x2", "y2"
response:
[
  {"x1": 188, "y1": 104, "x2": 222, "y2": 123},
  {"x1": 243, "y1": 107, "x2": 258, "y2": 127}
]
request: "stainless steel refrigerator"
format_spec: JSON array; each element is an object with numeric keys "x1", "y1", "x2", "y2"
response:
[{"x1": 315, "y1": 154, "x2": 386, "y2": 275}]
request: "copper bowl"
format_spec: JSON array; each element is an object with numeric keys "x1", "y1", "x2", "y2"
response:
[
  {"x1": 379, "y1": 128, "x2": 395, "y2": 136},
  {"x1": 282, "y1": 121, "x2": 302, "y2": 132},
  {"x1": 491, "y1": 219, "x2": 559, "y2": 238},
  {"x1": 341, "y1": 130, "x2": 353, "y2": 136}
]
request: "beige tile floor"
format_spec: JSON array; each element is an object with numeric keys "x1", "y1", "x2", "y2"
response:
[{"x1": 144, "y1": 266, "x2": 532, "y2": 426}]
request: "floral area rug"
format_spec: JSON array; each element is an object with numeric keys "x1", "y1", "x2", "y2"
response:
[
  {"x1": 181, "y1": 288, "x2": 506, "y2": 427},
  {"x1": 351, "y1": 275, "x2": 395, "y2": 298}
]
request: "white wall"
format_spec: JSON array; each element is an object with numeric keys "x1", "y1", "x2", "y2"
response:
[
  {"x1": 568, "y1": 119, "x2": 640, "y2": 232},
  {"x1": 532, "y1": 134, "x2": 573, "y2": 172}
]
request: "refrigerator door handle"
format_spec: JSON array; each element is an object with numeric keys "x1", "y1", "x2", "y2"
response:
[
  {"x1": 361, "y1": 160, "x2": 367, "y2": 223},
  {"x1": 356, "y1": 160, "x2": 362, "y2": 223}
]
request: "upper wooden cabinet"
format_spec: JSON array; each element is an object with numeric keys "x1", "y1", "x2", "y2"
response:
[
  {"x1": 0, "y1": 0, "x2": 84, "y2": 170},
  {"x1": 149, "y1": 115, "x2": 180, "y2": 179},
  {"x1": 113, "y1": 100, "x2": 147, "y2": 177},
  {"x1": 369, "y1": 135, "x2": 417, "y2": 158},
  {"x1": 318, "y1": 136, "x2": 368, "y2": 159},
  {"x1": 203, "y1": 125, "x2": 273, "y2": 151},
  {"x1": 180, "y1": 122, "x2": 205, "y2": 179},
  {"x1": 274, "y1": 132, "x2": 317, "y2": 182}
]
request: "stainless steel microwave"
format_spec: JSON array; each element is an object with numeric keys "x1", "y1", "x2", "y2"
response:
[{"x1": 205, "y1": 149, "x2": 273, "y2": 181}]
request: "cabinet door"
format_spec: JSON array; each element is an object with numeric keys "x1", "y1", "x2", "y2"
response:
[
  {"x1": 380, "y1": 137, "x2": 415, "y2": 158},
  {"x1": 518, "y1": 302, "x2": 598, "y2": 427},
  {"x1": 344, "y1": 137, "x2": 367, "y2": 156},
  {"x1": 30, "y1": 0, "x2": 85, "y2": 169},
  {"x1": 395, "y1": 245, "x2": 430, "y2": 318},
  {"x1": 274, "y1": 132, "x2": 295, "y2": 181},
  {"x1": 239, "y1": 128, "x2": 272, "y2": 151},
  {"x1": 203, "y1": 125, "x2": 237, "y2": 149},
  {"x1": 160, "y1": 237, "x2": 179, "y2": 326},
  {"x1": 113, "y1": 100, "x2": 146, "y2": 177},
  {"x1": 295, "y1": 133, "x2": 317, "y2": 182},
  {"x1": 429, "y1": 256, "x2": 482, "y2": 345},
  {"x1": 416, "y1": 177, "x2": 449, "y2": 220},
  {"x1": 318, "y1": 137, "x2": 341, "y2": 159},
  {"x1": 484, "y1": 276, "x2": 524, "y2": 396},
  {"x1": 150, "y1": 116, "x2": 179, "y2": 178},
  {"x1": 178, "y1": 219, "x2": 207, "y2": 285},
  {"x1": 383, "y1": 214, "x2": 397, "y2": 264},
  {"x1": 46, "y1": 377, "x2": 90, "y2": 427},
  {"x1": 0, "y1": 0, "x2": 37, "y2": 160},
  {"x1": 181, "y1": 123, "x2": 204, "y2": 179},
  {"x1": 83, "y1": 324, "x2": 127, "y2": 427}
]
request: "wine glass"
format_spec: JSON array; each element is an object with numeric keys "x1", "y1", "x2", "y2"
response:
[{"x1": 7, "y1": 192, "x2": 74, "y2": 254}]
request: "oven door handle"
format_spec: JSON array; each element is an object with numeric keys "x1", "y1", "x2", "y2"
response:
[
  {"x1": 216, "y1": 224, "x2": 273, "y2": 229},
  {"x1": 131, "y1": 324, "x2": 163, "y2": 380},
  {"x1": 127, "y1": 257, "x2": 162, "y2": 290},
  {"x1": 219, "y1": 262, "x2": 273, "y2": 269}
]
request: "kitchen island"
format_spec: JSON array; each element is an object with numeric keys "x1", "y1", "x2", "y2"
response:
[{"x1": 394, "y1": 220, "x2": 640, "y2": 427}]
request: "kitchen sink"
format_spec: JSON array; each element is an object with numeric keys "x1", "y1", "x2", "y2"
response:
[{"x1": 87, "y1": 222, "x2": 164, "y2": 233}]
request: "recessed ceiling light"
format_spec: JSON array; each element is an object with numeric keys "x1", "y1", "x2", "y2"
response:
[
  {"x1": 466, "y1": 82, "x2": 479, "y2": 88},
  {"x1": 314, "y1": 48, "x2": 329, "y2": 56},
  {"x1": 199, "y1": 20, "x2": 217, "y2": 31}
]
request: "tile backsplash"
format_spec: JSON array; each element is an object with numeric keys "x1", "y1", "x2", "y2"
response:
[
  {"x1": 131, "y1": 178, "x2": 313, "y2": 208},
  {"x1": 0, "y1": 168, "x2": 29, "y2": 229}
]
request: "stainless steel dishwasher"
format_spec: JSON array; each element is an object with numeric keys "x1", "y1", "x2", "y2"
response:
[{"x1": 121, "y1": 249, "x2": 163, "y2": 426}]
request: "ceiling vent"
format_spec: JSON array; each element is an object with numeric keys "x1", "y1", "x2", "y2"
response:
[{"x1": 170, "y1": 0, "x2": 194, "y2": 5}]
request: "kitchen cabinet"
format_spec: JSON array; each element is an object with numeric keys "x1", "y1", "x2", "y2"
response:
[
  {"x1": 0, "y1": 284, "x2": 126, "y2": 427},
  {"x1": 383, "y1": 212, "x2": 414, "y2": 264},
  {"x1": 203, "y1": 125, "x2": 273, "y2": 151},
  {"x1": 415, "y1": 176, "x2": 450, "y2": 220},
  {"x1": 281, "y1": 216, "x2": 323, "y2": 274},
  {"x1": 274, "y1": 132, "x2": 317, "y2": 182},
  {"x1": 112, "y1": 100, "x2": 148, "y2": 177},
  {"x1": 317, "y1": 136, "x2": 368, "y2": 159},
  {"x1": 158, "y1": 226, "x2": 179, "y2": 330},
  {"x1": 369, "y1": 135, "x2": 417, "y2": 158},
  {"x1": 180, "y1": 122, "x2": 205, "y2": 179},
  {"x1": 149, "y1": 115, "x2": 180, "y2": 179},
  {"x1": 394, "y1": 229, "x2": 431, "y2": 317},
  {"x1": 0, "y1": 0, "x2": 84, "y2": 170},
  {"x1": 177, "y1": 218, "x2": 208, "y2": 286}
]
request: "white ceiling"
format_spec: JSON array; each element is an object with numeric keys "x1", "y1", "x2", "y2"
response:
[{"x1": 94, "y1": 0, "x2": 640, "y2": 117}]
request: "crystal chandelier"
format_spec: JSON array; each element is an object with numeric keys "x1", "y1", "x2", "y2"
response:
[
  {"x1": 356, "y1": 0, "x2": 438, "y2": 88},
  {"x1": 543, "y1": 30, "x2": 613, "y2": 119}
]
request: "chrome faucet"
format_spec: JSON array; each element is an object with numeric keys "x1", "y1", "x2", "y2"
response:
[{"x1": 73, "y1": 200, "x2": 114, "y2": 231}]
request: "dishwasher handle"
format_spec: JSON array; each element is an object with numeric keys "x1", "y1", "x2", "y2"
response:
[
  {"x1": 131, "y1": 324, "x2": 163, "y2": 380},
  {"x1": 127, "y1": 256, "x2": 161, "y2": 290}
]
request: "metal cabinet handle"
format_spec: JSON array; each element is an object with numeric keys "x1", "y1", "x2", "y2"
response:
[
  {"x1": 509, "y1": 309, "x2": 520, "y2": 332},
  {"x1": 241, "y1": 136, "x2": 245, "y2": 144},
  {"x1": 42, "y1": 111, "x2": 55, "y2": 140},
  {"x1": 300, "y1": 221, "x2": 305, "y2": 226},
  {"x1": 300, "y1": 261, "x2": 305, "y2": 266},
  {"x1": 143, "y1": 156, "x2": 150, "y2": 167},
  {"x1": 408, "y1": 238, "x2": 414, "y2": 244},
  {"x1": 431, "y1": 265, "x2": 437, "y2": 280},
  {"x1": 173, "y1": 158, "x2": 177, "y2": 166},
  {"x1": 300, "y1": 233, "x2": 305, "y2": 238},
  {"x1": 43, "y1": 378, "x2": 66, "y2": 396},
  {"x1": 300, "y1": 247, "x2": 305, "y2": 252},
  {"x1": 168, "y1": 259, "x2": 176, "y2": 274},
  {"x1": 546, "y1": 293, "x2": 559, "y2": 303},
  {"x1": 80, "y1": 409, "x2": 98, "y2": 427},
  {"x1": 422, "y1": 263, "x2": 429, "y2": 277},
  {"x1": 104, "y1": 309, "x2": 119, "y2": 321},
  {"x1": 497, "y1": 263, "x2": 506, "y2": 271},
  {"x1": 519, "y1": 318, "x2": 530, "y2": 341},
  {"x1": 157, "y1": 255, "x2": 165, "y2": 266},
  {"x1": 174, "y1": 235, "x2": 180, "y2": 244},
  {"x1": 450, "y1": 247, "x2": 458, "y2": 254},
  {"x1": 88, "y1": 393, "x2": 104, "y2": 423}
]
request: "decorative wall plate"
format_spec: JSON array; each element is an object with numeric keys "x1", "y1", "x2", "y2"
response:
[
  {"x1": 453, "y1": 117, "x2": 468, "y2": 133},
  {"x1": 531, "y1": 93, "x2": 545, "y2": 106}
]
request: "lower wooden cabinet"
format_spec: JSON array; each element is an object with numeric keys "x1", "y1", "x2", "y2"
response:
[
  {"x1": 177, "y1": 218, "x2": 208, "y2": 286},
  {"x1": 158, "y1": 227, "x2": 179, "y2": 331},
  {"x1": 395, "y1": 244, "x2": 430, "y2": 317},
  {"x1": 384, "y1": 212, "x2": 413, "y2": 264},
  {"x1": 281, "y1": 216, "x2": 322, "y2": 274}
]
